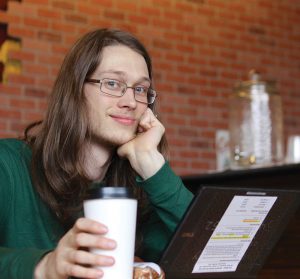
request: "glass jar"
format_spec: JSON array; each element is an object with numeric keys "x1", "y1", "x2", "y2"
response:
[{"x1": 229, "y1": 70, "x2": 284, "y2": 169}]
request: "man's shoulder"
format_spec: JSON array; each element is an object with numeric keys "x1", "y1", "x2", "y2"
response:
[{"x1": 0, "y1": 138, "x2": 30, "y2": 162}]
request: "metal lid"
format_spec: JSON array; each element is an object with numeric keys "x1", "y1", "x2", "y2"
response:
[{"x1": 233, "y1": 70, "x2": 277, "y2": 96}]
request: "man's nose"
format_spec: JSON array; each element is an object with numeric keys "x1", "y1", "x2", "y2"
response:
[{"x1": 118, "y1": 87, "x2": 137, "y2": 108}]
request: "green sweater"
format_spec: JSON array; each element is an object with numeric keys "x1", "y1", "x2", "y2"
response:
[{"x1": 0, "y1": 138, "x2": 193, "y2": 279}]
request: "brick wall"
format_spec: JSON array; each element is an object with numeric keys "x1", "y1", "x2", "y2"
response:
[{"x1": 0, "y1": 0, "x2": 300, "y2": 175}]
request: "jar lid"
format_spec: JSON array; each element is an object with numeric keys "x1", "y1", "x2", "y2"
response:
[
  {"x1": 234, "y1": 70, "x2": 277, "y2": 95},
  {"x1": 86, "y1": 187, "x2": 135, "y2": 199}
]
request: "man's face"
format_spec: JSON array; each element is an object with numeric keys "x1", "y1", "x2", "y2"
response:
[{"x1": 84, "y1": 45, "x2": 149, "y2": 147}]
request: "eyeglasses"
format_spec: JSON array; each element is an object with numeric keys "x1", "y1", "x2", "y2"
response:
[{"x1": 85, "y1": 78, "x2": 157, "y2": 104}]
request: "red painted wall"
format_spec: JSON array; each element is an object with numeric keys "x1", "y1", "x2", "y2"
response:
[{"x1": 0, "y1": 0, "x2": 300, "y2": 175}]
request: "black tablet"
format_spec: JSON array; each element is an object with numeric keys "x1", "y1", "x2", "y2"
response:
[{"x1": 159, "y1": 186, "x2": 300, "y2": 278}]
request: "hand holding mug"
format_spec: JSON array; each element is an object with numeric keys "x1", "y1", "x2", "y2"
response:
[{"x1": 34, "y1": 218, "x2": 116, "y2": 279}]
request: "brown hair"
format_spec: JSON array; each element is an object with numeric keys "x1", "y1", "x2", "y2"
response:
[{"x1": 24, "y1": 29, "x2": 168, "y2": 228}]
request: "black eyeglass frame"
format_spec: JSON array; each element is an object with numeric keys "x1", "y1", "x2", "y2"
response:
[{"x1": 85, "y1": 78, "x2": 157, "y2": 105}]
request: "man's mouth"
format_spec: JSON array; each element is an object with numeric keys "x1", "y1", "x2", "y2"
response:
[{"x1": 110, "y1": 114, "x2": 136, "y2": 126}]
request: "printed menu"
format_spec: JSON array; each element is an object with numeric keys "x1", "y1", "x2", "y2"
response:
[{"x1": 192, "y1": 195, "x2": 277, "y2": 273}]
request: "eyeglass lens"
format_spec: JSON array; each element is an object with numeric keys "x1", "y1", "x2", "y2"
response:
[{"x1": 100, "y1": 79, "x2": 155, "y2": 104}]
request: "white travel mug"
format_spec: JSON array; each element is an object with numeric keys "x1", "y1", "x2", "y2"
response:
[{"x1": 83, "y1": 187, "x2": 137, "y2": 279}]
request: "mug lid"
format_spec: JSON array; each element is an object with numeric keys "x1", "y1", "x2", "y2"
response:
[{"x1": 86, "y1": 187, "x2": 135, "y2": 199}]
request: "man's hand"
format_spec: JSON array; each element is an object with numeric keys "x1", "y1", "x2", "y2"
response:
[
  {"x1": 117, "y1": 108, "x2": 165, "y2": 179},
  {"x1": 34, "y1": 218, "x2": 116, "y2": 279}
]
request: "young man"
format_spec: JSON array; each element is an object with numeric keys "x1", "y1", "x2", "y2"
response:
[{"x1": 0, "y1": 29, "x2": 193, "y2": 279}]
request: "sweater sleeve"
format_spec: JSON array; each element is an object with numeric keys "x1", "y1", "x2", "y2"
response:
[
  {"x1": 136, "y1": 162, "x2": 193, "y2": 261},
  {"x1": 0, "y1": 141, "x2": 51, "y2": 279},
  {"x1": 0, "y1": 247, "x2": 51, "y2": 279}
]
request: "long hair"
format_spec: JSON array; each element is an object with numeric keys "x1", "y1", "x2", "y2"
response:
[{"x1": 24, "y1": 29, "x2": 168, "y2": 228}]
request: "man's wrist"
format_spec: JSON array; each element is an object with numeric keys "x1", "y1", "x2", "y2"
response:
[
  {"x1": 133, "y1": 150, "x2": 165, "y2": 180},
  {"x1": 34, "y1": 252, "x2": 52, "y2": 279}
]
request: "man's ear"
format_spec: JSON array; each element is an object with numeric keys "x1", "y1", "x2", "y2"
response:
[{"x1": 148, "y1": 102, "x2": 155, "y2": 112}]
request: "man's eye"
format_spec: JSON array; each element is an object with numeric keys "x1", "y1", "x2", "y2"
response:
[
  {"x1": 106, "y1": 80, "x2": 120, "y2": 89},
  {"x1": 135, "y1": 86, "x2": 147, "y2": 94}
]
